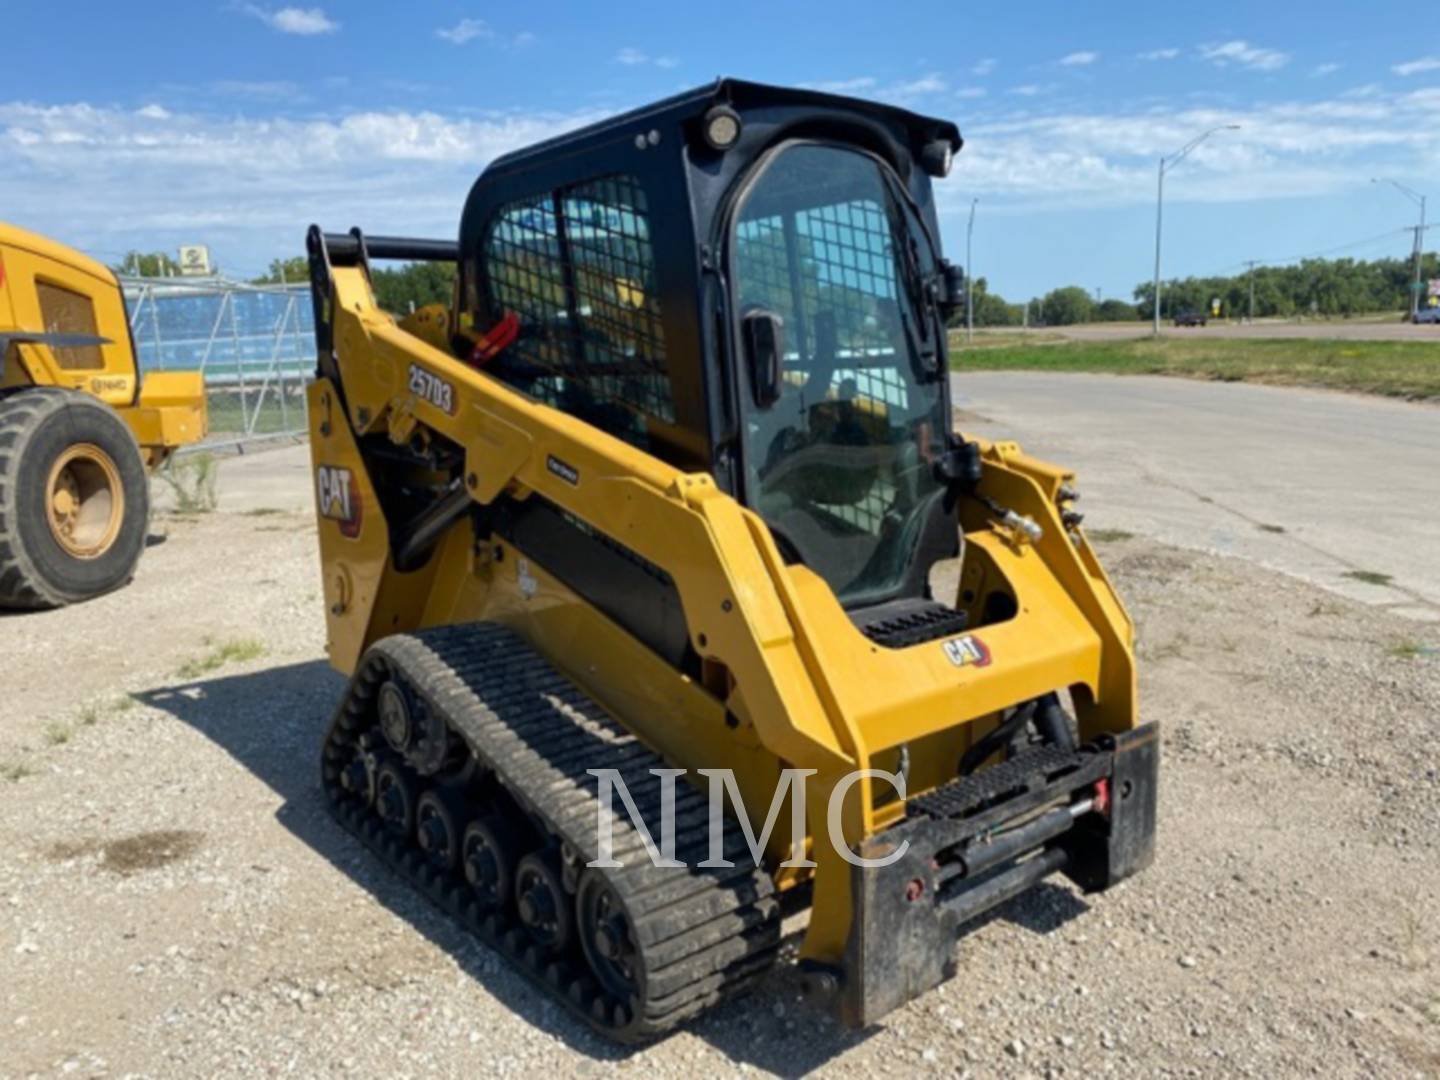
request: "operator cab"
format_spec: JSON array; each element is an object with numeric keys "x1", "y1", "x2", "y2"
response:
[{"x1": 458, "y1": 79, "x2": 965, "y2": 617}]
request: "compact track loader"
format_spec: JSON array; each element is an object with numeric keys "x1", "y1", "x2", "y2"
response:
[
  {"x1": 0, "y1": 224, "x2": 207, "y2": 608},
  {"x1": 306, "y1": 79, "x2": 1157, "y2": 1040}
]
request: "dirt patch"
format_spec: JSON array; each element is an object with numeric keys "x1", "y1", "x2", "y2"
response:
[
  {"x1": 47, "y1": 829, "x2": 205, "y2": 876},
  {"x1": 1, "y1": 509, "x2": 1437, "y2": 1077}
]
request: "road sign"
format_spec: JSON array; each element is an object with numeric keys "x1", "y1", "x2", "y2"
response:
[
  {"x1": 1428, "y1": 278, "x2": 1440, "y2": 298},
  {"x1": 178, "y1": 245, "x2": 211, "y2": 277}
]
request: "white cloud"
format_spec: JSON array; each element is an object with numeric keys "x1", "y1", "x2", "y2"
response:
[
  {"x1": 805, "y1": 77, "x2": 879, "y2": 94},
  {"x1": 956, "y1": 87, "x2": 987, "y2": 99},
  {"x1": 436, "y1": 18, "x2": 491, "y2": 45},
  {"x1": 802, "y1": 73, "x2": 946, "y2": 106},
  {"x1": 1059, "y1": 51, "x2": 1099, "y2": 67},
  {"x1": 136, "y1": 105, "x2": 171, "y2": 120},
  {"x1": 932, "y1": 89, "x2": 1440, "y2": 223},
  {"x1": 240, "y1": 5, "x2": 338, "y2": 35},
  {"x1": 12, "y1": 85, "x2": 1440, "y2": 275},
  {"x1": 1392, "y1": 56, "x2": 1440, "y2": 76},
  {"x1": 1311, "y1": 62, "x2": 1342, "y2": 77},
  {"x1": 1199, "y1": 40, "x2": 1289, "y2": 72},
  {"x1": 1138, "y1": 47, "x2": 1180, "y2": 61},
  {"x1": 211, "y1": 79, "x2": 301, "y2": 100},
  {"x1": 614, "y1": 47, "x2": 678, "y2": 69},
  {"x1": 1009, "y1": 84, "x2": 1046, "y2": 97},
  {"x1": 0, "y1": 100, "x2": 606, "y2": 273},
  {"x1": 888, "y1": 73, "x2": 947, "y2": 99},
  {"x1": 972, "y1": 58, "x2": 997, "y2": 76}
]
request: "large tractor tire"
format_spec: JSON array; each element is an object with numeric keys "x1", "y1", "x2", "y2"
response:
[{"x1": 0, "y1": 388, "x2": 150, "y2": 609}]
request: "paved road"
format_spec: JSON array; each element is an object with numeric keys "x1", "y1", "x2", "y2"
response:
[
  {"x1": 952, "y1": 372, "x2": 1440, "y2": 621},
  {"x1": 182, "y1": 377, "x2": 1440, "y2": 621},
  {"x1": 1033, "y1": 319, "x2": 1440, "y2": 342}
]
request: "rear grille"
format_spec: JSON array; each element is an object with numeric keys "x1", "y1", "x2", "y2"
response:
[
  {"x1": 854, "y1": 600, "x2": 969, "y2": 649},
  {"x1": 910, "y1": 745, "x2": 1103, "y2": 821}
]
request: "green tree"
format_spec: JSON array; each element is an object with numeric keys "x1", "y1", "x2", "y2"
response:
[
  {"x1": 113, "y1": 251, "x2": 183, "y2": 277},
  {"x1": 251, "y1": 256, "x2": 309, "y2": 285},
  {"x1": 1134, "y1": 251, "x2": 1436, "y2": 320},
  {"x1": 1037, "y1": 286, "x2": 1093, "y2": 326},
  {"x1": 946, "y1": 277, "x2": 1023, "y2": 327},
  {"x1": 371, "y1": 261, "x2": 458, "y2": 315},
  {"x1": 1094, "y1": 298, "x2": 1138, "y2": 322}
]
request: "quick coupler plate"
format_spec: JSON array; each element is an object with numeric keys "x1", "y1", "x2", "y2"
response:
[{"x1": 836, "y1": 722, "x2": 1160, "y2": 1027}]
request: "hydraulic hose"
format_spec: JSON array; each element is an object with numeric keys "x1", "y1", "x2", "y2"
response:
[
  {"x1": 1032, "y1": 692, "x2": 1077, "y2": 751},
  {"x1": 959, "y1": 700, "x2": 1036, "y2": 775}
]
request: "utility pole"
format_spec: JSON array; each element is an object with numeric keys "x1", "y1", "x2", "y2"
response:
[
  {"x1": 1152, "y1": 124, "x2": 1241, "y2": 336},
  {"x1": 1244, "y1": 260, "x2": 1258, "y2": 323},
  {"x1": 965, "y1": 197, "x2": 978, "y2": 343},
  {"x1": 1372, "y1": 178, "x2": 1427, "y2": 319}
]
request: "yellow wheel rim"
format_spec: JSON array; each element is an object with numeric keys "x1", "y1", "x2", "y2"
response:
[{"x1": 46, "y1": 443, "x2": 124, "y2": 559}]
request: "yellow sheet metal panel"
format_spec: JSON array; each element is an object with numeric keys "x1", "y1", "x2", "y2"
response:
[
  {"x1": 0, "y1": 222, "x2": 117, "y2": 283},
  {"x1": 307, "y1": 378, "x2": 397, "y2": 673},
  {"x1": 0, "y1": 223, "x2": 137, "y2": 406},
  {"x1": 118, "y1": 371, "x2": 209, "y2": 454},
  {"x1": 325, "y1": 267, "x2": 855, "y2": 773}
]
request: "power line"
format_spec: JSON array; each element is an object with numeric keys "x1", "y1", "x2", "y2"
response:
[{"x1": 1209, "y1": 226, "x2": 1415, "y2": 276}]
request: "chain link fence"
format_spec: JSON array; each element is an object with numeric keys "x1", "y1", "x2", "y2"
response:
[{"x1": 122, "y1": 276, "x2": 316, "y2": 451}]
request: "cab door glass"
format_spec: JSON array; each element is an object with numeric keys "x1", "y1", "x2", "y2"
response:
[{"x1": 731, "y1": 144, "x2": 948, "y2": 607}]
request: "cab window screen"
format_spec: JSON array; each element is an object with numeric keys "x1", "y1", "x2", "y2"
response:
[
  {"x1": 483, "y1": 174, "x2": 673, "y2": 448},
  {"x1": 36, "y1": 281, "x2": 104, "y2": 370},
  {"x1": 731, "y1": 145, "x2": 948, "y2": 607}
]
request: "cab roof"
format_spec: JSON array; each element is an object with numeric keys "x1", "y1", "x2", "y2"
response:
[{"x1": 483, "y1": 77, "x2": 963, "y2": 179}]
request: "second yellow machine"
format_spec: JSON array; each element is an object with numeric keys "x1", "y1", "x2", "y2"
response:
[
  {"x1": 0, "y1": 223, "x2": 207, "y2": 608},
  {"x1": 305, "y1": 80, "x2": 1157, "y2": 1039}
]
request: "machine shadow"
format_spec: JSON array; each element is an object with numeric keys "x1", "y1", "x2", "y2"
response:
[{"x1": 138, "y1": 660, "x2": 1082, "y2": 1075}]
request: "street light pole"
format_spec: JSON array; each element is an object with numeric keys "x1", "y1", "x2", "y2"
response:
[
  {"x1": 1372, "y1": 178, "x2": 1428, "y2": 319},
  {"x1": 1152, "y1": 124, "x2": 1240, "y2": 336},
  {"x1": 966, "y1": 197, "x2": 978, "y2": 343},
  {"x1": 1421, "y1": 196, "x2": 1428, "y2": 318},
  {"x1": 1152, "y1": 158, "x2": 1165, "y2": 336}
]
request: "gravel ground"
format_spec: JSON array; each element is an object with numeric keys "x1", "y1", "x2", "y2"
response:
[{"x1": 1, "y1": 468, "x2": 1438, "y2": 1078}]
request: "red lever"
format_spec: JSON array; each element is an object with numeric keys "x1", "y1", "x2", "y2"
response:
[{"x1": 467, "y1": 311, "x2": 520, "y2": 367}]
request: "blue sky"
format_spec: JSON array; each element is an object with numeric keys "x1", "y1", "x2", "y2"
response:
[{"x1": 4, "y1": 1, "x2": 1437, "y2": 300}]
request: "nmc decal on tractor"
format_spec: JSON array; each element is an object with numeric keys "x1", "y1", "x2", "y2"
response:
[{"x1": 303, "y1": 79, "x2": 1158, "y2": 1040}]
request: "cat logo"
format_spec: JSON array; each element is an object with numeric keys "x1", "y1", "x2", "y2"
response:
[
  {"x1": 408, "y1": 363, "x2": 456, "y2": 415},
  {"x1": 316, "y1": 465, "x2": 362, "y2": 538},
  {"x1": 942, "y1": 634, "x2": 991, "y2": 669}
]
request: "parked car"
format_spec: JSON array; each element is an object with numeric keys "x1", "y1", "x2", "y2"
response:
[
  {"x1": 1173, "y1": 310, "x2": 1209, "y2": 327},
  {"x1": 1412, "y1": 306, "x2": 1440, "y2": 324}
]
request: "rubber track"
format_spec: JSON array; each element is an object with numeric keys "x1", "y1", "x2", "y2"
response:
[{"x1": 320, "y1": 622, "x2": 781, "y2": 1041}]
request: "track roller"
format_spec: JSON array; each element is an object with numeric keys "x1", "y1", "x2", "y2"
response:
[
  {"x1": 375, "y1": 760, "x2": 417, "y2": 836},
  {"x1": 515, "y1": 849, "x2": 573, "y2": 952},
  {"x1": 577, "y1": 869, "x2": 640, "y2": 1002},
  {"x1": 462, "y1": 814, "x2": 517, "y2": 912},
  {"x1": 415, "y1": 789, "x2": 463, "y2": 871}
]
